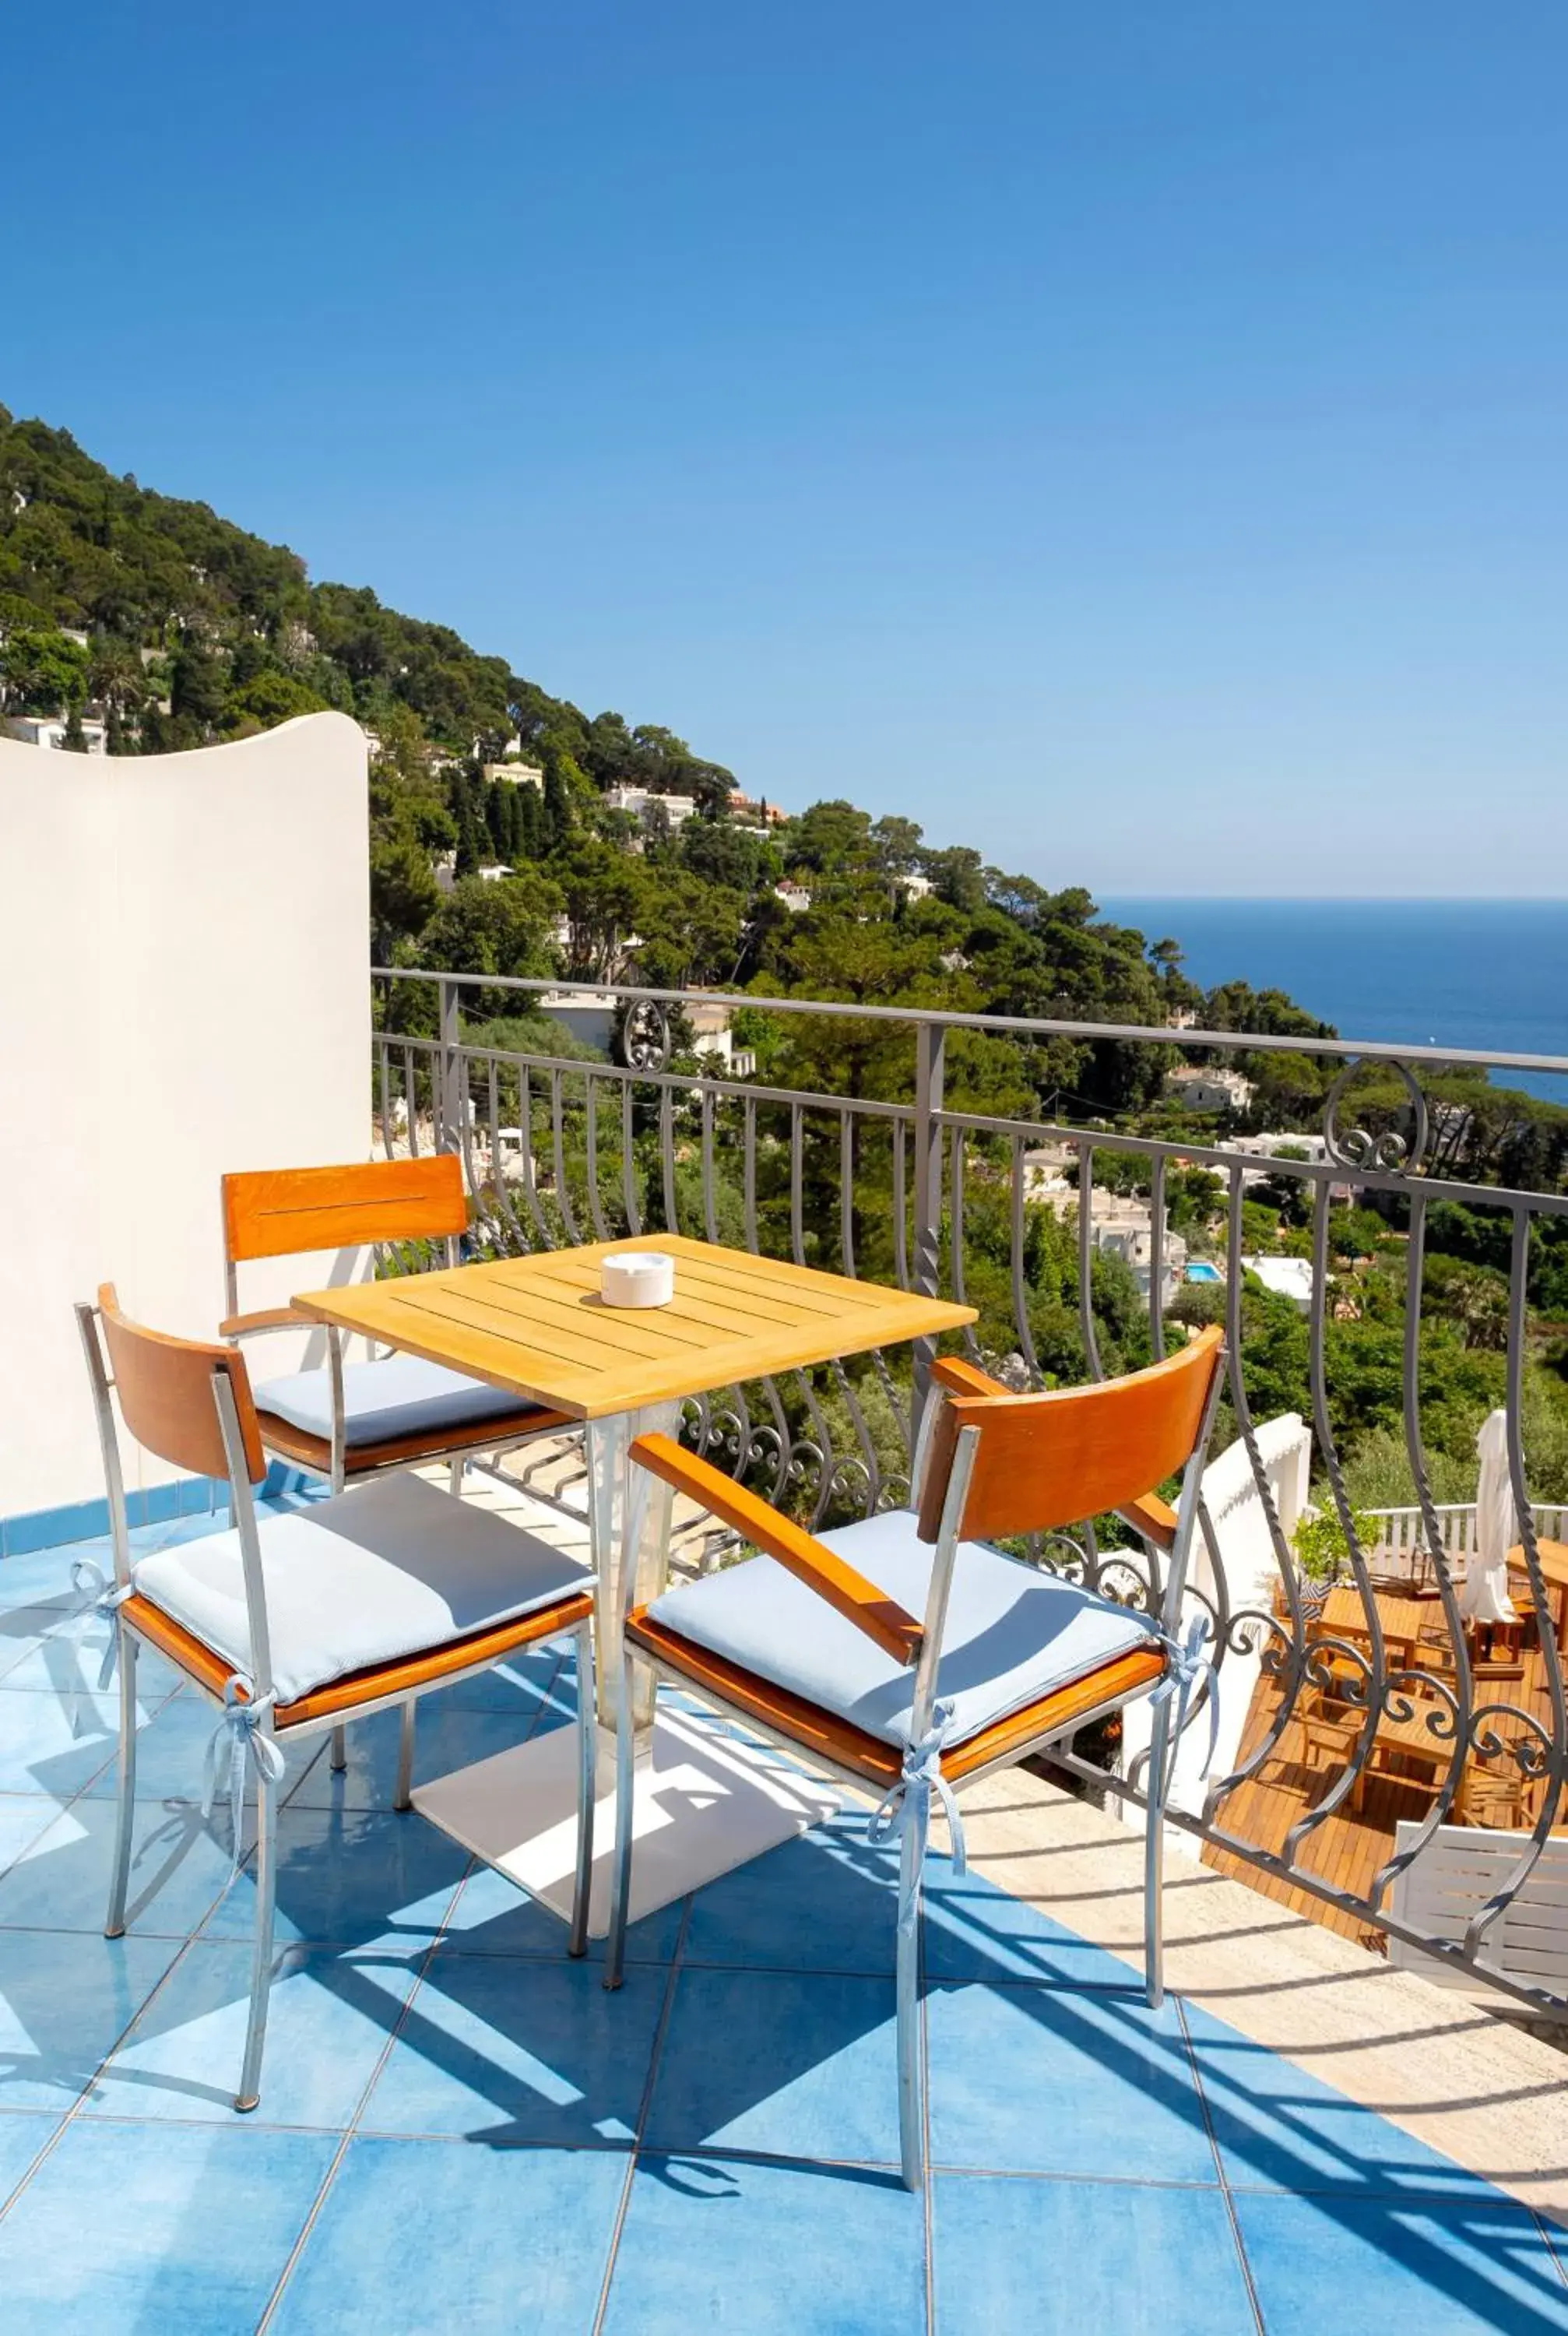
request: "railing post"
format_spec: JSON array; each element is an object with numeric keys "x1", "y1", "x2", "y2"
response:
[
  {"x1": 437, "y1": 976, "x2": 462, "y2": 1161},
  {"x1": 911, "y1": 1019, "x2": 946, "y2": 1425}
]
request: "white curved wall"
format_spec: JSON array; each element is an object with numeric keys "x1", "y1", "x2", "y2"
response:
[
  {"x1": 0, "y1": 712, "x2": 370, "y2": 1521},
  {"x1": 1120, "y1": 1411, "x2": 1313, "y2": 1830}
]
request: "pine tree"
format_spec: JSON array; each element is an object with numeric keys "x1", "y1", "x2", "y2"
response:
[
  {"x1": 542, "y1": 758, "x2": 571, "y2": 853},
  {"x1": 484, "y1": 777, "x2": 508, "y2": 860}
]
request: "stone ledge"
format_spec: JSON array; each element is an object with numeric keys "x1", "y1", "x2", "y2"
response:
[{"x1": 958, "y1": 1764, "x2": 1568, "y2": 2222}]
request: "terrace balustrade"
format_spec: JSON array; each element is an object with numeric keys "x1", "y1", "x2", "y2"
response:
[{"x1": 372, "y1": 965, "x2": 1568, "y2": 2020}]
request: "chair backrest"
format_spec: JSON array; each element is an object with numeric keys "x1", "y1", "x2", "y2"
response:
[
  {"x1": 917, "y1": 1325, "x2": 1225, "y2": 1545},
  {"x1": 94, "y1": 1282, "x2": 268, "y2": 1486},
  {"x1": 221, "y1": 1156, "x2": 468, "y2": 1267}
]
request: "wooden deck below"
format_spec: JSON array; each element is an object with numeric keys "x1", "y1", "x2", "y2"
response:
[{"x1": 1202, "y1": 1602, "x2": 1566, "y2": 1950}]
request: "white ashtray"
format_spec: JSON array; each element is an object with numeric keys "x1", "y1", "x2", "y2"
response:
[{"x1": 601, "y1": 1251, "x2": 675, "y2": 1308}]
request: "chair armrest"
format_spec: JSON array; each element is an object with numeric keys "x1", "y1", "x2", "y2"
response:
[
  {"x1": 220, "y1": 1307, "x2": 314, "y2": 1339},
  {"x1": 630, "y1": 1432, "x2": 924, "y2": 1665},
  {"x1": 1116, "y1": 1493, "x2": 1178, "y2": 1550},
  {"x1": 930, "y1": 1356, "x2": 1009, "y2": 1399}
]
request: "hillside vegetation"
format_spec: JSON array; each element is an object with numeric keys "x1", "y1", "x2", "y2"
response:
[{"x1": 5, "y1": 403, "x2": 1568, "y2": 1514}]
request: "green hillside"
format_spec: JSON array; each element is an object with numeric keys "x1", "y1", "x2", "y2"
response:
[
  {"x1": 0, "y1": 403, "x2": 1257, "y2": 1084},
  {"x1": 6, "y1": 403, "x2": 1568, "y2": 1494}
]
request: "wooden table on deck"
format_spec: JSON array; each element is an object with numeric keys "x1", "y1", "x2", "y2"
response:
[
  {"x1": 1506, "y1": 1540, "x2": 1568, "y2": 1655},
  {"x1": 1313, "y1": 1587, "x2": 1433, "y2": 1678},
  {"x1": 294, "y1": 1233, "x2": 975, "y2": 1933},
  {"x1": 1332, "y1": 1694, "x2": 1524, "y2": 1824}
]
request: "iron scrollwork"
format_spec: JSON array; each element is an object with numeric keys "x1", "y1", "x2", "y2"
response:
[
  {"x1": 1321, "y1": 1059, "x2": 1429, "y2": 1176},
  {"x1": 619, "y1": 1000, "x2": 671, "y2": 1072}
]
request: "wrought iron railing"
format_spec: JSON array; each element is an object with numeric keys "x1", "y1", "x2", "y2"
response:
[{"x1": 372, "y1": 965, "x2": 1568, "y2": 2016}]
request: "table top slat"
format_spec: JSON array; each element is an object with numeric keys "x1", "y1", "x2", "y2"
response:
[
  {"x1": 522, "y1": 1251, "x2": 833, "y2": 1335},
  {"x1": 436, "y1": 1277, "x2": 721, "y2": 1357}
]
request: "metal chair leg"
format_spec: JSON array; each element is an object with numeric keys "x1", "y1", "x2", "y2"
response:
[
  {"x1": 330, "y1": 1722, "x2": 348, "y2": 1772},
  {"x1": 448, "y1": 1455, "x2": 466, "y2": 1497},
  {"x1": 104, "y1": 1629, "x2": 137, "y2": 1939},
  {"x1": 603, "y1": 1646, "x2": 636, "y2": 1990},
  {"x1": 394, "y1": 1701, "x2": 416, "y2": 1811},
  {"x1": 1144, "y1": 1701, "x2": 1171, "y2": 2011},
  {"x1": 568, "y1": 1623, "x2": 596, "y2": 1958},
  {"x1": 895, "y1": 1817, "x2": 924, "y2": 2190},
  {"x1": 235, "y1": 1767, "x2": 278, "y2": 2113}
]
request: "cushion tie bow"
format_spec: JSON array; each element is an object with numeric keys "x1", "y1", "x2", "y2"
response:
[
  {"x1": 868, "y1": 1697, "x2": 967, "y2": 1943},
  {"x1": 68, "y1": 1558, "x2": 136, "y2": 1729},
  {"x1": 202, "y1": 1676, "x2": 287, "y2": 1879},
  {"x1": 1148, "y1": 1613, "x2": 1220, "y2": 1796}
]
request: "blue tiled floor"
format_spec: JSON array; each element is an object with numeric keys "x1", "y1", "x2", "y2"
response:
[{"x1": 2, "y1": 1522, "x2": 1566, "y2": 2334}]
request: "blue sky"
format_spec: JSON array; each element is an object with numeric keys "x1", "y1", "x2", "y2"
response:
[{"x1": 5, "y1": 3, "x2": 1565, "y2": 895}]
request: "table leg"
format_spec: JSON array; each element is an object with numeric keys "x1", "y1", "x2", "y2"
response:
[
  {"x1": 585, "y1": 1402, "x2": 680, "y2": 1746},
  {"x1": 411, "y1": 1395, "x2": 838, "y2": 1932}
]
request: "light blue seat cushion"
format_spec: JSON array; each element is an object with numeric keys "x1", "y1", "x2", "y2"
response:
[
  {"x1": 254, "y1": 1353, "x2": 539, "y2": 1451},
  {"x1": 644, "y1": 1507, "x2": 1160, "y2": 1750},
  {"x1": 133, "y1": 1472, "x2": 591, "y2": 1705}
]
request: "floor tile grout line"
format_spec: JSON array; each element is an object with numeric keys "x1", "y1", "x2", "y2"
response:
[
  {"x1": 0, "y1": 1912, "x2": 214, "y2": 2237},
  {"x1": 254, "y1": 1843, "x2": 484, "y2": 2334},
  {"x1": 590, "y1": 1889, "x2": 695, "y2": 2336},
  {"x1": 0, "y1": 1610, "x2": 206, "y2": 1914},
  {"x1": 1531, "y1": 2209, "x2": 1568, "y2": 2289},
  {"x1": 1176, "y1": 1994, "x2": 1267, "y2": 2336},
  {"x1": 0, "y1": 2094, "x2": 1531, "y2": 2201},
  {"x1": 253, "y1": 1632, "x2": 574, "y2": 2330},
  {"x1": 920, "y1": 1909, "x2": 937, "y2": 2336},
  {"x1": 0, "y1": 1590, "x2": 403, "y2": 2248}
]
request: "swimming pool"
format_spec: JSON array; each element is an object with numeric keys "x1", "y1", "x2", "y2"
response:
[{"x1": 1187, "y1": 1261, "x2": 1223, "y2": 1283}]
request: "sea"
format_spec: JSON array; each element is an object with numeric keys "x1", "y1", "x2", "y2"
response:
[{"x1": 1098, "y1": 899, "x2": 1568, "y2": 1104}]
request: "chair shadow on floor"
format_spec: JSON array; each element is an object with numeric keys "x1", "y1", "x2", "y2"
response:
[{"x1": 3, "y1": 1632, "x2": 1568, "y2": 2334}]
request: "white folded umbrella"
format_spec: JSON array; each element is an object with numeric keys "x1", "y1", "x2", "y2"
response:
[{"x1": 1462, "y1": 1409, "x2": 1520, "y2": 1627}]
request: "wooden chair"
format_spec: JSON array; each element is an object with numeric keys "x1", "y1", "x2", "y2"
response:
[
  {"x1": 603, "y1": 1325, "x2": 1227, "y2": 2188},
  {"x1": 76, "y1": 1286, "x2": 596, "y2": 2113},
  {"x1": 1458, "y1": 1754, "x2": 1537, "y2": 1831},
  {"x1": 1299, "y1": 1707, "x2": 1359, "y2": 1766},
  {"x1": 221, "y1": 1157, "x2": 576, "y2": 1496}
]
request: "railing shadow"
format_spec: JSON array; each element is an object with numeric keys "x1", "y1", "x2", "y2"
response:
[{"x1": 3, "y1": 1557, "x2": 1566, "y2": 2327}]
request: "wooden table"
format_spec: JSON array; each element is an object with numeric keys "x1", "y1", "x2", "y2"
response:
[
  {"x1": 1336, "y1": 1695, "x2": 1525, "y2": 1824},
  {"x1": 294, "y1": 1233, "x2": 975, "y2": 1932},
  {"x1": 1313, "y1": 1587, "x2": 1433, "y2": 1677},
  {"x1": 1506, "y1": 1539, "x2": 1568, "y2": 1654}
]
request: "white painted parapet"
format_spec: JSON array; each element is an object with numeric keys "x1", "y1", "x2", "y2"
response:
[
  {"x1": 0, "y1": 714, "x2": 370, "y2": 1523},
  {"x1": 1120, "y1": 1411, "x2": 1314, "y2": 1826}
]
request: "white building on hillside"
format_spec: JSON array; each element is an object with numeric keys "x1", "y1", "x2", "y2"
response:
[
  {"x1": 536, "y1": 991, "x2": 619, "y2": 1054},
  {"x1": 604, "y1": 784, "x2": 697, "y2": 831},
  {"x1": 1019, "y1": 1142, "x2": 1075, "y2": 1201},
  {"x1": 1240, "y1": 1255, "x2": 1315, "y2": 1310},
  {"x1": 1040, "y1": 1184, "x2": 1188, "y2": 1308},
  {"x1": 1223, "y1": 1131, "x2": 1355, "y2": 1204},
  {"x1": 686, "y1": 997, "x2": 758, "y2": 1078},
  {"x1": 1164, "y1": 1064, "x2": 1254, "y2": 1114},
  {"x1": 430, "y1": 853, "x2": 511, "y2": 892},
  {"x1": 895, "y1": 871, "x2": 934, "y2": 902},
  {"x1": 3, "y1": 713, "x2": 108, "y2": 755},
  {"x1": 1087, "y1": 1198, "x2": 1189, "y2": 1309},
  {"x1": 483, "y1": 761, "x2": 543, "y2": 790},
  {"x1": 773, "y1": 880, "x2": 812, "y2": 911}
]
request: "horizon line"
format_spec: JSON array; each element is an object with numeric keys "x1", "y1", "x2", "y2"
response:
[{"x1": 1093, "y1": 892, "x2": 1568, "y2": 906}]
